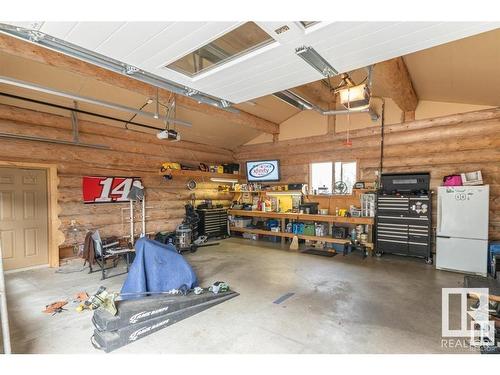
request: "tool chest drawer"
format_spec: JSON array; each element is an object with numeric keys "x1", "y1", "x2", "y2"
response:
[
  {"x1": 377, "y1": 238, "x2": 408, "y2": 254},
  {"x1": 377, "y1": 197, "x2": 409, "y2": 214},
  {"x1": 197, "y1": 208, "x2": 229, "y2": 239}
]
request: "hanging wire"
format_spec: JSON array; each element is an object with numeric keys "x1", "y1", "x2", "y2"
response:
[
  {"x1": 345, "y1": 87, "x2": 352, "y2": 147},
  {"x1": 124, "y1": 100, "x2": 152, "y2": 129}
]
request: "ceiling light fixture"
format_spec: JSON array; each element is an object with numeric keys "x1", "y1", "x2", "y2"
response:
[
  {"x1": 210, "y1": 177, "x2": 239, "y2": 184},
  {"x1": 265, "y1": 191, "x2": 302, "y2": 197},
  {"x1": 295, "y1": 46, "x2": 338, "y2": 77},
  {"x1": 338, "y1": 84, "x2": 371, "y2": 110}
]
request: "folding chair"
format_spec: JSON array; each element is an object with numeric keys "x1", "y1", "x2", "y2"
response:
[{"x1": 89, "y1": 230, "x2": 134, "y2": 280}]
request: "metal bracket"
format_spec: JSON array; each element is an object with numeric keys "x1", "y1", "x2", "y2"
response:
[
  {"x1": 27, "y1": 30, "x2": 44, "y2": 42},
  {"x1": 185, "y1": 88, "x2": 199, "y2": 97},
  {"x1": 125, "y1": 65, "x2": 140, "y2": 75},
  {"x1": 220, "y1": 100, "x2": 231, "y2": 108}
]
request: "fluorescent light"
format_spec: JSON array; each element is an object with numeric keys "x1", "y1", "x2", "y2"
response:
[
  {"x1": 210, "y1": 177, "x2": 239, "y2": 183},
  {"x1": 295, "y1": 46, "x2": 338, "y2": 77},
  {"x1": 339, "y1": 84, "x2": 370, "y2": 109},
  {"x1": 265, "y1": 191, "x2": 302, "y2": 196},
  {"x1": 273, "y1": 90, "x2": 314, "y2": 111}
]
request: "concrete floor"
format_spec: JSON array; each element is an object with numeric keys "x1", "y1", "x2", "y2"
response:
[{"x1": 1, "y1": 238, "x2": 471, "y2": 354}]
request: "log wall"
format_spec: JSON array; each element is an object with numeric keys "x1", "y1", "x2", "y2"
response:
[
  {"x1": 0, "y1": 104, "x2": 236, "y2": 248},
  {"x1": 236, "y1": 108, "x2": 500, "y2": 241}
]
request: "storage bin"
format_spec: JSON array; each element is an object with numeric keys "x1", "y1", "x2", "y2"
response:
[
  {"x1": 488, "y1": 242, "x2": 500, "y2": 277},
  {"x1": 233, "y1": 217, "x2": 252, "y2": 228},
  {"x1": 267, "y1": 219, "x2": 280, "y2": 230},
  {"x1": 304, "y1": 223, "x2": 315, "y2": 236},
  {"x1": 242, "y1": 233, "x2": 258, "y2": 240}
]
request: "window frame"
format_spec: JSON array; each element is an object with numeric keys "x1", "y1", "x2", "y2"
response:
[{"x1": 309, "y1": 159, "x2": 359, "y2": 195}]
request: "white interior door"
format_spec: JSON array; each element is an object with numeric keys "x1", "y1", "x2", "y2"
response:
[
  {"x1": 0, "y1": 167, "x2": 49, "y2": 270},
  {"x1": 437, "y1": 186, "x2": 489, "y2": 239}
]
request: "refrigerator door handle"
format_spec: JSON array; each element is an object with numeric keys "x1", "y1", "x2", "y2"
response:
[
  {"x1": 436, "y1": 235, "x2": 450, "y2": 239},
  {"x1": 438, "y1": 194, "x2": 443, "y2": 234}
]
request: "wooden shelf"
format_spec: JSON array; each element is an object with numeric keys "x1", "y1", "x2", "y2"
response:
[
  {"x1": 229, "y1": 190, "x2": 302, "y2": 194},
  {"x1": 228, "y1": 209, "x2": 374, "y2": 225},
  {"x1": 229, "y1": 226, "x2": 351, "y2": 245},
  {"x1": 159, "y1": 169, "x2": 242, "y2": 180},
  {"x1": 229, "y1": 210, "x2": 297, "y2": 220},
  {"x1": 297, "y1": 213, "x2": 374, "y2": 225}
]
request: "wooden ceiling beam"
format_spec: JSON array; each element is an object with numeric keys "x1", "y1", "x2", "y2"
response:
[
  {"x1": 0, "y1": 34, "x2": 279, "y2": 134},
  {"x1": 374, "y1": 57, "x2": 418, "y2": 113},
  {"x1": 290, "y1": 80, "x2": 335, "y2": 108}
]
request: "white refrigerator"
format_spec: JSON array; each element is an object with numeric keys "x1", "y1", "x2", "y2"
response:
[{"x1": 436, "y1": 185, "x2": 489, "y2": 276}]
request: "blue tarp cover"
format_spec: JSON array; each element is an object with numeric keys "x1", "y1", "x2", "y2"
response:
[{"x1": 121, "y1": 237, "x2": 198, "y2": 296}]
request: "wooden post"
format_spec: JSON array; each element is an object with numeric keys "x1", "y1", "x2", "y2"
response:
[{"x1": 374, "y1": 57, "x2": 418, "y2": 112}]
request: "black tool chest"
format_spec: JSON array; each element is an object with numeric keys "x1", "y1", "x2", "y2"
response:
[
  {"x1": 196, "y1": 208, "x2": 229, "y2": 239},
  {"x1": 375, "y1": 173, "x2": 432, "y2": 263}
]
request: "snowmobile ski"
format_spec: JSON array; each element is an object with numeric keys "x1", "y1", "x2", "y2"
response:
[
  {"x1": 91, "y1": 291, "x2": 238, "y2": 352},
  {"x1": 92, "y1": 289, "x2": 237, "y2": 332}
]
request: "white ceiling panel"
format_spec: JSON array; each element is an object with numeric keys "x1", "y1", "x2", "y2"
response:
[
  {"x1": 40, "y1": 22, "x2": 78, "y2": 39},
  {"x1": 3, "y1": 21, "x2": 499, "y2": 104},
  {"x1": 63, "y1": 22, "x2": 126, "y2": 51},
  {"x1": 123, "y1": 22, "x2": 208, "y2": 66},
  {"x1": 95, "y1": 22, "x2": 173, "y2": 60}
]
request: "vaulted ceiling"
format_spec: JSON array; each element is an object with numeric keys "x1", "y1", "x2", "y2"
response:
[
  {"x1": 2, "y1": 22, "x2": 498, "y2": 103},
  {"x1": 0, "y1": 23, "x2": 498, "y2": 149}
]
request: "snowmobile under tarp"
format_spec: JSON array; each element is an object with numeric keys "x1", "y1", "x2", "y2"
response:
[
  {"x1": 120, "y1": 237, "x2": 198, "y2": 298},
  {"x1": 91, "y1": 289, "x2": 239, "y2": 352}
]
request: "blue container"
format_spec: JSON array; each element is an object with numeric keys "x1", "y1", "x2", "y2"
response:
[
  {"x1": 267, "y1": 219, "x2": 280, "y2": 230},
  {"x1": 331, "y1": 243, "x2": 345, "y2": 253},
  {"x1": 488, "y1": 242, "x2": 500, "y2": 276},
  {"x1": 292, "y1": 222, "x2": 305, "y2": 235}
]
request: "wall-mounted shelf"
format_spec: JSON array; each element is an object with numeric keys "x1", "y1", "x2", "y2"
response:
[
  {"x1": 229, "y1": 226, "x2": 351, "y2": 245},
  {"x1": 228, "y1": 209, "x2": 374, "y2": 225},
  {"x1": 229, "y1": 190, "x2": 303, "y2": 194},
  {"x1": 159, "y1": 169, "x2": 242, "y2": 180}
]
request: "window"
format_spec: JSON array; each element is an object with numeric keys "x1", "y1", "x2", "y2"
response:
[
  {"x1": 311, "y1": 162, "x2": 333, "y2": 195},
  {"x1": 310, "y1": 161, "x2": 357, "y2": 195},
  {"x1": 166, "y1": 22, "x2": 274, "y2": 77}
]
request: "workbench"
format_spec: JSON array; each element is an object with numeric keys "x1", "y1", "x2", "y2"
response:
[{"x1": 228, "y1": 209, "x2": 375, "y2": 251}]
